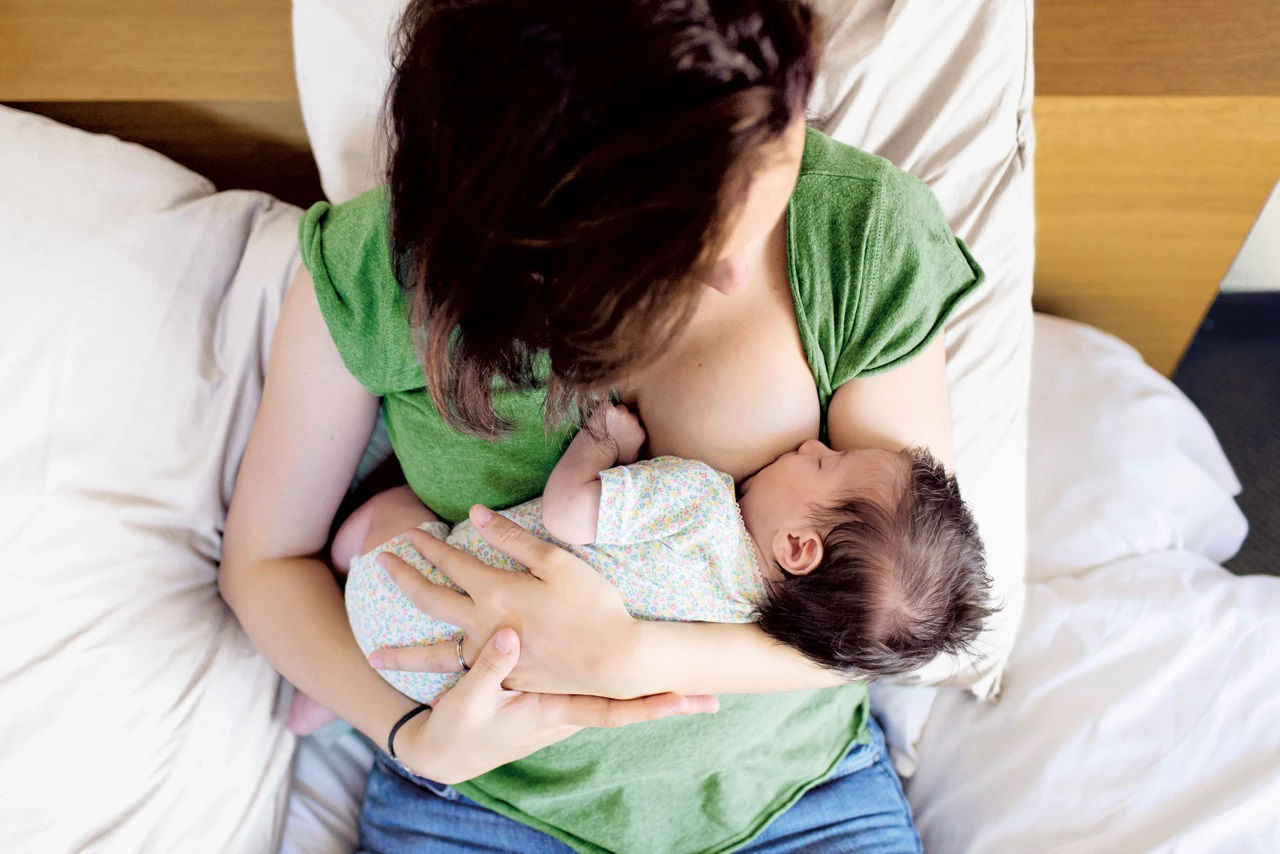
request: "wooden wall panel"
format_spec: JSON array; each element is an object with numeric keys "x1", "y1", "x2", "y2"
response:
[
  {"x1": 0, "y1": 0, "x2": 296, "y2": 101},
  {"x1": 1037, "y1": 0, "x2": 1280, "y2": 97},
  {"x1": 1034, "y1": 0, "x2": 1280, "y2": 374},
  {"x1": 0, "y1": 0, "x2": 320, "y2": 206},
  {"x1": 1035, "y1": 96, "x2": 1280, "y2": 375}
]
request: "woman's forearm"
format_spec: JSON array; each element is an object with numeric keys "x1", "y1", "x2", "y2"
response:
[
  {"x1": 628, "y1": 619, "x2": 848, "y2": 696},
  {"x1": 218, "y1": 555, "x2": 419, "y2": 747}
]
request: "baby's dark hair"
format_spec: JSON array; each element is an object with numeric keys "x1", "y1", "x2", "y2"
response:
[{"x1": 755, "y1": 448, "x2": 997, "y2": 678}]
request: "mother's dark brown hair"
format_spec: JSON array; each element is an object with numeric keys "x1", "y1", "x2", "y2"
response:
[{"x1": 386, "y1": 0, "x2": 818, "y2": 436}]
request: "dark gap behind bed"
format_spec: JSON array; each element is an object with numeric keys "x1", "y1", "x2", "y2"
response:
[{"x1": 1174, "y1": 291, "x2": 1280, "y2": 577}]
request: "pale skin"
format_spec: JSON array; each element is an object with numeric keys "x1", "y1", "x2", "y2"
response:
[{"x1": 219, "y1": 113, "x2": 957, "y2": 784}]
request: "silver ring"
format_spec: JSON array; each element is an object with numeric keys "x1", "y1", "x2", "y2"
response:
[{"x1": 455, "y1": 634, "x2": 469, "y2": 673}]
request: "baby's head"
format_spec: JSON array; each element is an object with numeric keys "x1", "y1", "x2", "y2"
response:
[{"x1": 738, "y1": 439, "x2": 995, "y2": 678}]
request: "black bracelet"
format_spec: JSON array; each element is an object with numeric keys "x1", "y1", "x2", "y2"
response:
[{"x1": 387, "y1": 703, "x2": 432, "y2": 760}]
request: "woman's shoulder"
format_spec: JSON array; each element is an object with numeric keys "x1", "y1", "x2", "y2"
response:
[
  {"x1": 788, "y1": 128, "x2": 984, "y2": 392},
  {"x1": 300, "y1": 186, "x2": 393, "y2": 268},
  {"x1": 298, "y1": 187, "x2": 423, "y2": 394},
  {"x1": 796, "y1": 126, "x2": 890, "y2": 181},
  {"x1": 792, "y1": 128, "x2": 943, "y2": 231}
]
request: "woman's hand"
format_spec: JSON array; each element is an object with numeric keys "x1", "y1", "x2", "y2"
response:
[
  {"x1": 370, "y1": 506, "x2": 667, "y2": 698},
  {"x1": 395, "y1": 627, "x2": 718, "y2": 785}
]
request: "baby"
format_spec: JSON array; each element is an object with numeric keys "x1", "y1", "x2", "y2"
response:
[{"x1": 313, "y1": 404, "x2": 995, "y2": 715}]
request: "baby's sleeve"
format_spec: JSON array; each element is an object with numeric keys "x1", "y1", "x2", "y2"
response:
[{"x1": 594, "y1": 457, "x2": 734, "y2": 546}]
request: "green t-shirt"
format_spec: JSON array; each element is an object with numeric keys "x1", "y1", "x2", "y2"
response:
[{"x1": 299, "y1": 127, "x2": 983, "y2": 853}]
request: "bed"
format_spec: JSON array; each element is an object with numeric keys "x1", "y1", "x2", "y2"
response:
[{"x1": 2, "y1": 1, "x2": 1278, "y2": 851}]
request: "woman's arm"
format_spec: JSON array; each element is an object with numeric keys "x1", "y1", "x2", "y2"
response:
[
  {"x1": 826, "y1": 334, "x2": 955, "y2": 469},
  {"x1": 220, "y1": 266, "x2": 419, "y2": 743},
  {"x1": 372, "y1": 507, "x2": 846, "y2": 696},
  {"x1": 221, "y1": 267, "x2": 712, "y2": 781},
  {"x1": 371, "y1": 336, "x2": 957, "y2": 697}
]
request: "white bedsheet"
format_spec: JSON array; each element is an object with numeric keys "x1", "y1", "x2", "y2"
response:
[
  {"x1": 284, "y1": 314, "x2": 1278, "y2": 851},
  {"x1": 910, "y1": 549, "x2": 1280, "y2": 852}
]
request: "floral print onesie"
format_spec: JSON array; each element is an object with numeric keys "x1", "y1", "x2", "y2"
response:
[{"x1": 345, "y1": 456, "x2": 767, "y2": 704}]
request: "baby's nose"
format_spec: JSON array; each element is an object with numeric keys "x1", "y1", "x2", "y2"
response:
[{"x1": 798, "y1": 438, "x2": 827, "y2": 456}]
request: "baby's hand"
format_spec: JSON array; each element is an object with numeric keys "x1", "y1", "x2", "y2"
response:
[{"x1": 592, "y1": 404, "x2": 646, "y2": 464}]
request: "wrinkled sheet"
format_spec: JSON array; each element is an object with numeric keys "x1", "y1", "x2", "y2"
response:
[{"x1": 910, "y1": 550, "x2": 1280, "y2": 851}]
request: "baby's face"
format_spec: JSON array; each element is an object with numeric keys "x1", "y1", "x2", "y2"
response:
[{"x1": 738, "y1": 439, "x2": 906, "y2": 547}]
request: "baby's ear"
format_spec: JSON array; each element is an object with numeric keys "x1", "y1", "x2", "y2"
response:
[{"x1": 771, "y1": 528, "x2": 823, "y2": 576}]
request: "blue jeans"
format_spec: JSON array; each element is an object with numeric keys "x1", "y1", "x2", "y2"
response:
[{"x1": 357, "y1": 713, "x2": 921, "y2": 853}]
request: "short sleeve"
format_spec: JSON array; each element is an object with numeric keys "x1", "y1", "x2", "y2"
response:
[
  {"x1": 595, "y1": 457, "x2": 736, "y2": 546},
  {"x1": 298, "y1": 186, "x2": 424, "y2": 395},
  {"x1": 834, "y1": 167, "x2": 984, "y2": 382}
]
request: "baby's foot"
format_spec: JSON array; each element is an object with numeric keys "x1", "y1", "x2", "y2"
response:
[{"x1": 288, "y1": 688, "x2": 338, "y2": 736}]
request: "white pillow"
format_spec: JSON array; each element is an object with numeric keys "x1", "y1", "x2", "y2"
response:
[
  {"x1": 292, "y1": 0, "x2": 402, "y2": 204},
  {"x1": 0, "y1": 106, "x2": 301, "y2": 852},
  {"x1": 1026, "y1": 314, "x2": 1246, "y2": 581}
]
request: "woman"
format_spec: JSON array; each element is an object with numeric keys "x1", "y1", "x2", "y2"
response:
[{"x1": 221, "y1": 0, "x2": 982, "y2": 850}]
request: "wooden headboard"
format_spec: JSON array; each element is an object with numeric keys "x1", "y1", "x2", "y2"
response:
[
  {"x1": 1034, "y1": 0, "x2": 1280, "y2": 375},
  {"x1": 1, "y1": 0, "x2": 317, "y2": 205},
  {"x1": 4, "y1": 0, "x2": 1278, "y2": 375}
]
